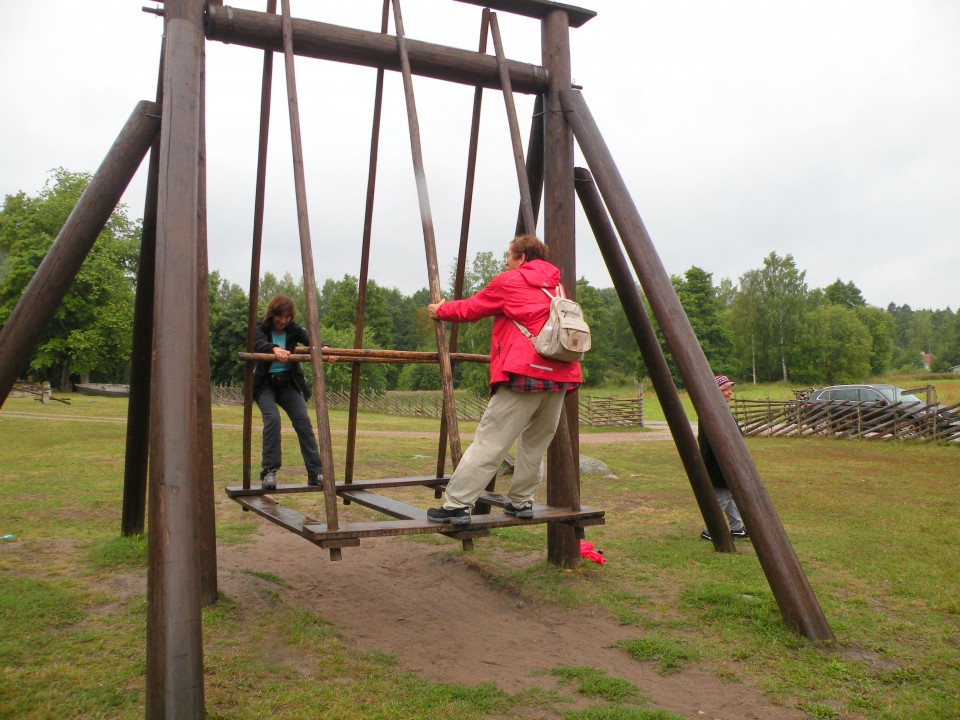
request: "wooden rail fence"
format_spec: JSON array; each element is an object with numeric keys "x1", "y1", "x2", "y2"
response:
[
  {"x1": 212, "y1": 385, "x2": 644, "y2": 427},
  {"x1": 731, "y1": 398, "x2": 960, "y2": 443}
]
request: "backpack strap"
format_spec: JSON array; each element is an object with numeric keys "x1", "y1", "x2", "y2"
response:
[
  {"x1": 513, "y1": 318, "x2": 535, "y2": 343},
  {"x1": 513, "y1": 284, "x2": 562, "y2": 343}
]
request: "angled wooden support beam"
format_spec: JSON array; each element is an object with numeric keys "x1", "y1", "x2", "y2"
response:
[
  {"x1": 391, "y1": 0, "x2": 463, "y2": 467},
  {"x1": 574, "y1": 167, "x2": 735, "y2": 553},
  {"x1": 243, "y1": 0, "x2": 278, "y2": 490},
  {"x1": 490, "y1": 12, "x2": 536, "y2": 234},
  {"x1": 560, "y1": 87, "x2": 833, "y2": 641},
  {"x1": 206, "y1": 5, "x2": 548, "y2": 94},
  {"x1": 440, "y1": 7, "x2": 490, "y2": 492},
  {"x1": 516, "y1": 94, "x2": 545, "y2": 235},
  {"x1": 0, "y1": 101, "x2": 160, "y2": 407},
  {"x1": 278, "y1": 0, "x2": 340, "y2": 547},
  {"x1": 347, "y1": 0, "x2": 391, "y2": 485}
]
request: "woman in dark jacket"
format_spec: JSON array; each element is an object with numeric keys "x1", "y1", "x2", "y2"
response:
[{"x1": 253, "y1": 295, "x2": 322, "y2": 489}]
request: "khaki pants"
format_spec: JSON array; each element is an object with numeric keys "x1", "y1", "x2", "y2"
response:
[{"x1": 443, "y1": 388, "x2": 566, "y2": 510}]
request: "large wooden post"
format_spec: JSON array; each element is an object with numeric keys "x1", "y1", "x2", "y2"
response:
[
  {"x1": 541, "y1": 9, "x2": 580, "y2": 568},
  {"x1": 146, "y1": 0, "x2": 207, "y2": 714},
  {"x1": 561, "y1": 89, "x2": 833, "y2": 640}
]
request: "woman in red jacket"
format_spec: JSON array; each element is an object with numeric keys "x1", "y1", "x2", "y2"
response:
[{"x1": 426, "y1": 235, "x2": 581, "y2": 526}]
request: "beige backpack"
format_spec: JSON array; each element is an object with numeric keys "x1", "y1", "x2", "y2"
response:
[{"x1": 513, "y1": 285, "x2": 591, "y2": 362}]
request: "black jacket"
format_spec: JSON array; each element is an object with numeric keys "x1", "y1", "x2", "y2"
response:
[
  {"x1": 252, "y1": 320, "x2": 313, "y2": 401},
  {"x1": 697, "y1": 423, "x2": 727, "y2": 490}
]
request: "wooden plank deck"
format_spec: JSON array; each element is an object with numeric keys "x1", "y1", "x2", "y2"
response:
[{"x1": 227, "y1": 478, "x2": 604, "y2": 552}]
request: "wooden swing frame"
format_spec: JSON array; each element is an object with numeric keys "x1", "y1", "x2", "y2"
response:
[
  {"x1": 0, "y1": 0, "x2": 837, "y2": 713},
  {"x1": 225, "y1": 0, "x2": 604, "y2": 562}
]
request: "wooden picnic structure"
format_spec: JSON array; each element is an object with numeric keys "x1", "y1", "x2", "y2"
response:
[{"x1": 0, "y1": 0, "x2": 836, "y2": 715}]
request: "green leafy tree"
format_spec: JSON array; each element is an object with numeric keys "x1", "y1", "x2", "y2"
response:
[
  {"x1": 378, "y1": 285, "x2": 420, "y2": 352},
  {"x1": 853, "y1": 305, "x2": 893, "y2": 375},
  {"x1": 208, "y1": 271, "x2": 249, "y2": 385},
  {"x1": 319, "y1": 275, "x2": 359, "y2": 330},
  {"x1": 593, "y1": 285, "x2": 639, "y2": 385},
  {"x1": 575, "y1": 278, "x2": 637, "y2": 386},
  {"x1": 906, "y1": 309, "x2": 933, "y2": 361},
  {"x1": 732, "y1": 252, "x2": 809, "y2": 382},
  {"x1": 728, "y1": 276, "x2": 762, "y2": 383},
  {"x1": 929, "y1": 309, "x2": 957, "y2": 366},
  {"x1": 823, "y1": 279, "x2": 866, "y2": 308},
  {"x1": 258, "y1": 272, "x2": 303, "y2": 314},
  {"x1": 314, "y1": 325, "x2": 388, "y2": 393},
  {"x1": 320, "y1": 275, "x2": 395, "y2": 349},
  {"x1": 0, "y1": 169, "x2": 139, "y2": 387},
  {"x1": 715, "y1": 277, "x2": 737, "y2": 308},
  {"x1": 396, "y1": 363, "x2": 442, "y2": 391},
  {"x1": 648, "y1": 267, "x2": 735, "y2": 386},
  {"x1": 674, "y1": 266, "x2": 735, "y2": 377},
  {"x1": 450, "y1": 250, "x2": 502, "y2": 297},
  {"x1": 932, "y1": 309, "x2": 960, "y2": 371},
  {"x1": 573, "y1": 278, "x2": 608, "y2": 385},
  {"x1": 795, "y1": 305, "x2": 872, "y2": 384}
]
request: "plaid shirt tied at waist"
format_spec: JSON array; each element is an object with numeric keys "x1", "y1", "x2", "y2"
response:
[{"x1": 498, "y1": 373, "x2": 580, "y2": 394}]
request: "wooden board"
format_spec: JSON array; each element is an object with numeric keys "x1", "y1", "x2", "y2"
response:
[{"x1": 225, "y1": 474, "x2": 449, "y2": 497}]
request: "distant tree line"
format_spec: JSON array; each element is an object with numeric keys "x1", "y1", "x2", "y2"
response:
[{"x1": 3, "y1": 171, "x2": 959, "y2": 392}]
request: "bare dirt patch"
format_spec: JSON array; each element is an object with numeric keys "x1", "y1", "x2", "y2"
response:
[{"x1": 220, "y1": 526, "x2": 806, "y2": 720}]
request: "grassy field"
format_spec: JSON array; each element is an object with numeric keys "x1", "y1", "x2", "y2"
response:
[{"x1": 1, "y1": 392, "x2": 958, "y2": 719}]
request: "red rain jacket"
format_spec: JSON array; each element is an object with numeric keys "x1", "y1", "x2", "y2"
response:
[{"x1": 435, "y1": 258, "x2": 582, "y2": 390}]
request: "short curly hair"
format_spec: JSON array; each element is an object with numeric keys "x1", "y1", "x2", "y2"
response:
[{"x1": 509, "y1": 234, "x2": 548, "y2": 262}]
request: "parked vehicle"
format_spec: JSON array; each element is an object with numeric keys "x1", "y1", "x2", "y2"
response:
[{"x1": 803, "y1": 383, "x2": 959, "y2": 430}]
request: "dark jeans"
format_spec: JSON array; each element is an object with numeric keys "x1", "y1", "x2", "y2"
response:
[{"x1": 256, "y1": 379, "x2": 322, "y2": 480}]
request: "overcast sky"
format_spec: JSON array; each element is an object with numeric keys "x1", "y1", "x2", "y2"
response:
[{"x1": 2, "y1": 1, "x2": 958, "y2": 311}]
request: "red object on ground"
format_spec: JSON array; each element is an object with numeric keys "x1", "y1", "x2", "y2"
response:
[{"x1": 579, "y1": 540, "x2": 605, "y2": 565}]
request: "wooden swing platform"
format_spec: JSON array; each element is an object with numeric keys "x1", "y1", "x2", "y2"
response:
[{"x1": 225, "y1": 475, "x2": 604, "y2": 553}]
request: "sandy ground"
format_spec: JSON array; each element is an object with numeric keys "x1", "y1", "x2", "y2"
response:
[{"x1": 218, "y1": 524, "x2": 805, "y2": 720}]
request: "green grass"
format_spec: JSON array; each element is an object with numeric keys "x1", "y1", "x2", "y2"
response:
[
  {"x1": 548, "y1": 666, "x2": 644, "y2": 703},
  {"x1": 1, "y1": 392, "x2": 959, "y2": 719},
  {"x1": 615, "y1": 636, "x2": 697, "y2": 674}
]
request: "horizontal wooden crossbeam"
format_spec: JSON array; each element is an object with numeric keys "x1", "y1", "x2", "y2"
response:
[
  {"x1": 225, "y1": 474, "x2": 449, "y2": 497},
  {"x1": 206, "y1": 6, "x2": 549, "y2": 94},
  {"x1": 237, "y1": 347, "x2": 488, "y2": 365}
]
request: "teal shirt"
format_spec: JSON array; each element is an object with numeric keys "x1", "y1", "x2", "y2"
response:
[{"x1": 269, "y1": 330, "x2": 287, "y2": 374}]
